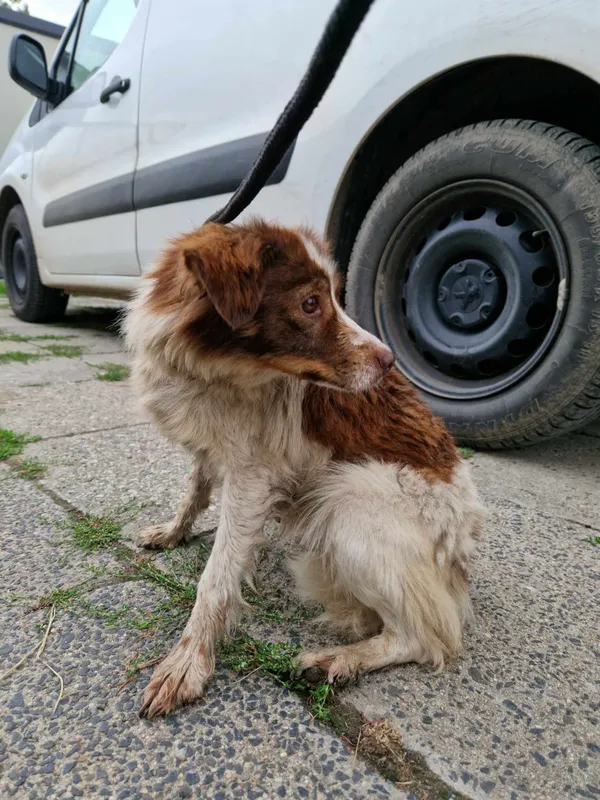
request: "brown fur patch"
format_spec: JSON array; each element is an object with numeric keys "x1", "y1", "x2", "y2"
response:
[{"x1": 302, "y1": 369, "x2": 459, "y2": 482}]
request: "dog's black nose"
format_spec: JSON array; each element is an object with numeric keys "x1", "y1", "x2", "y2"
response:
[{"x1": 377, "y1": 347, "x2": 395, "y2": 371}]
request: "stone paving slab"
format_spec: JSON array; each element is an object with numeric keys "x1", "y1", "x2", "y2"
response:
[
  {"x1": 469, "y1": 434, "x2": 600, "y2": 528},
  {"x1": 2, "y1": 611, "x2": 403, "y2": 800},
  {"x1": 0, "y1": 318, "x2": 72, "y2": 338},
  {"x1": 344, "y1": 493, "x2": 600, "y2": 800},
  {"x1": 0, "y1": 356, "x2": 99, "y2": 388},
  {"x1": 0, "y1": 317, "x2": 103, "y2": 340},
  {"x1": 67, "y1": 336, "x2": 125, "y2": 355},
  {"x1": 0, "y1": 381, "x2": 141, "y2": 439},
  {"x1": 84, "y1": 352, "x2": 131, "y2": 369},
  {"x1": 0, "y1": 485, "x2": 403, "y2": 800},
  {"x1": 27, "y1": 425, "x2": 193, "y2": 521},
  {"x1": 0, "y1": 342, "x2": 42, "y2": 356}
]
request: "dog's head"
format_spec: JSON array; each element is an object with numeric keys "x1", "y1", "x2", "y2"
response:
[{"x1": 149, "y1": 220, "x2": 394, "y2": 391}]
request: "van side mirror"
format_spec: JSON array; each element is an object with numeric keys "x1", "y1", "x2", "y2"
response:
[{"x1": 9, "y1": 34, "x2": 53, "y2": 100}]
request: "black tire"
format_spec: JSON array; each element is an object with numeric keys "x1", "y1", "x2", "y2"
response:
[
  {"x1": 2, "y1": 204, "x2": 68, "y2": 323},
  {"x1": 347, "y1": 120, "x2": 600, "y2": 449}
]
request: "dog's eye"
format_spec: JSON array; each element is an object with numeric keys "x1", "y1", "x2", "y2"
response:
[{"x1": 302, "y1": 296, "x2": 320, "y2": 314}]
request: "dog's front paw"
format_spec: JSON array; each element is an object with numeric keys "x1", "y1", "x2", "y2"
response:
[
  {"x1": 136, "y1": 523, "x2": 186, "y2": 550},
  {"x1": 139, "y1": 637, "x2": 212, "y2": 718}
]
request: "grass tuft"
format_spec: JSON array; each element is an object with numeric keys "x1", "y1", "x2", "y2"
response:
[
  {"x1": 41, "y1": 343, "x2": 84, "y2": 358},
  {"x1": 0, "y1": 279, "x2": 6, "y2": 296},
  {"x1": 34, "y1": 586, "x2": 81, "y2": 611},
  {"x1": 0, "y1": 329, "x2": 75, "y2": 343},
  {"x1": 0, "y1": 428, "x2": 40, "y2": 460},
  {"x1": 458, "y1": 447, "x2": 475, "y2": 459},
  {"x1": 586, "y1": 535, "x2": 600, "y2": 546},
  {"x1": 220, "y1": 635, "x2": 332, "y2": 721},
  {"x1": 12, "y1": 458, "x2": 47, "y2": 480},
  {"x1": 0, "y1": 350, "x2": 42, "y2": 365},
  {"x1": 94, "y1": 362, "x2": 130, "y2": 381},
  {"x1": 128, "y1": 557, "x2": 197, "y2": 606},
  {"x1": 0, "y1": 332, "x2": 31, "y2": 343},
  {"x1": 70, "y1": 513, "x2": 122, "y2": 551},
  {"x1": 78, "y1": 600, "x2": 134, "y2": 627}
]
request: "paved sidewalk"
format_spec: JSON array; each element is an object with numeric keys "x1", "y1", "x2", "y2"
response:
[{"x1": 0, "y1": 298, "x2": 598, "y2": 800}]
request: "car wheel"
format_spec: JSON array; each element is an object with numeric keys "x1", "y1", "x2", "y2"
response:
[
  {"x1": 2, "y1": 204, "x2": 68, "y2": 323},
  {"x1": 346, "y1": 119, "x2": 600, "y2": 448}
]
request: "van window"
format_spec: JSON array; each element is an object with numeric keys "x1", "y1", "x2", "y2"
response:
[{"x1": 69, "y1": 0, "x2": 138, "y2": 92}]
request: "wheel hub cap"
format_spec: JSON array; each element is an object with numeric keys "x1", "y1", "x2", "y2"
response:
[{"x1": 437, "y1": 259, "x2": 501, "y2": 330}]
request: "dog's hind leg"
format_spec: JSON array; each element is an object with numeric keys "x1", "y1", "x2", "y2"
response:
[
  {"x1": 288, "y1": 460, "x2": 479, "y2": 683},
  {"x1": 297, "y1": 628, "x2": 426, "y2": 685},
  {"x1": 289, "y1": 552, "x2": 382, "y2": 640},
  {"x1": 137, "y1": 455, "x2": 213, "y2": 549}
]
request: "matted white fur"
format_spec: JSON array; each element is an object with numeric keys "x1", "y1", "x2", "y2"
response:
[{"x1": 284, "y1": 459, "x2": 482, "y2": 673}]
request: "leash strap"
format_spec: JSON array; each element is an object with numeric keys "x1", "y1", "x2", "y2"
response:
[{"x1": 206, "y1": 0, "x2": 377, "y2": 225}]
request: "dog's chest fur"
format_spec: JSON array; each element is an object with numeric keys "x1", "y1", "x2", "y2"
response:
[{"x1": 132, "y1": 359, "x2": 326, "y2": 478}]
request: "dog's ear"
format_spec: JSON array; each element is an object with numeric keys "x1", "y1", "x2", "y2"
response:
[{"x1": 182, "y1": 224, "x2": 273, "y2": 329}]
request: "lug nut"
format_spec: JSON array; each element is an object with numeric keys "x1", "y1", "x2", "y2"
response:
[
  {"x1": 450, "y1": 314, "x2": 463, "y2": 327},
  {"x1": 484, "y1": 270, "x2": 496, "y2": 283},
  {"x1": 480, "y1": 304, "x2": 491, "y2": 319},
  {"x1": 438, "y1": 287, "x2": 448, "y2": 301}
]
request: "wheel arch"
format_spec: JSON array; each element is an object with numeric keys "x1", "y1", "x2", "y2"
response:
[
  {"x1": 0, "y1": 185, "x2": 23, "y2": 243},
  {"x1": 327, "y1": 55, "x2": 600, "y2": 272}
]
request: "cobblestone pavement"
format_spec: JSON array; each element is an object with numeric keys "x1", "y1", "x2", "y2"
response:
[{"x1": 0, "y1": 297, "x2": 598, "y2": 800}]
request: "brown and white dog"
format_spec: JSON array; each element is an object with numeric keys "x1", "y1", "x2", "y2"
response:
[{"x1": 123, "y1": 219, "x2": 483, "y2": 718}]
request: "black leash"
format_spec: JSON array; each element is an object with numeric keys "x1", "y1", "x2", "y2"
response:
[{"x1": 206, "y1": 0, "x2": 377, "y2": 225}]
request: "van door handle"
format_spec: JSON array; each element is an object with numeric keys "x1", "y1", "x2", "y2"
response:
[{"x1": 100, "y1": 76, "x2": 131, "y2": 103}]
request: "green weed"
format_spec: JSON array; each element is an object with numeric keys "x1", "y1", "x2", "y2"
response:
[
  {"x1": 34, "y1": 586, "x2": 81, "y2": 610},
  {"x1": 78, "y1": 600, "x2": 133, "y2": 627},
  {"x1": 219, "y1": 635, "x2": 331, "y2": 721},
  {"x1": 243, "y1": 586, "x2": 284, "y2": 622},
  {"x1": 94, "y1": 362, "x2": 130, "y2": 381},
  {"x1": 0, "y1": 351, "x2": 42, "y2": 365},
  {"x1": 70, "y1": 513, "x2": 121, "y2": 551},
  {"x1": 12, "y1": 458, "x2": 46, "y2": 480},
  {"x1": 586, "y1": 535, "x2": 600, "y2": 546},
  {"x1": 0, "y1": 428, "x2": 40, "y2": 460},
  {"x1": 458, "y1": 447, "x2": 475, "y2": 459},
  {"x1": 41, "y1": 343, "x2": 84, "y2": 358},
  {"x1": 128, "y1": 557, "x2": 197, "y2": 606},
  {"x1": 0, "y1": 329, "x2": 74, "y2": 343},
  {"x1": 309, "y1": 681, "x2": 332, "y2": 722}
]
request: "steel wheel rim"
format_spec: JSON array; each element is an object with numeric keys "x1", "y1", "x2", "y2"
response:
[{"x1": 374, "y1": 179, "x2": 569, "y2": 400}]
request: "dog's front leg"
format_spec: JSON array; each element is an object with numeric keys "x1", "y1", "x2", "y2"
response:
[
  {"x1": 139, "y1": 467, "x2": 274, "y2": 718},
  {"x1": 137, "y1": 455, "x2": 213, "y2": 550}
]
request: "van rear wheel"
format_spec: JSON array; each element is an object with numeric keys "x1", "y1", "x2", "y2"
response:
[
  {"x1": 2, "y1": 204, "x2": 68, "y2": 323},
  {"x1": 346, "y1": 120, "x2": 600, "y2": 448}
]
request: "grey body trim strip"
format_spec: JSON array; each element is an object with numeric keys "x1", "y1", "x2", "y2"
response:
[
  {"x1": 42, "y1": 133, "x2": 295, "y2": 228},
  {"x1": 0, "y1": 7, "x2": 64, "y2": 39},
  {"x1": 43, "y1": 174, "x2": 134, "y2": 228}
]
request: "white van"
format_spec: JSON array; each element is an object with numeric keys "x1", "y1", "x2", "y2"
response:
[{"x1": 2, "y1": 0, "x2": 600, "y2": 449}]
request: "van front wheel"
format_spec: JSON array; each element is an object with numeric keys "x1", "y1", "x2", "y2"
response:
[{"x1": 346, "y1": 120, "x2": 600, "y2": 448}]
